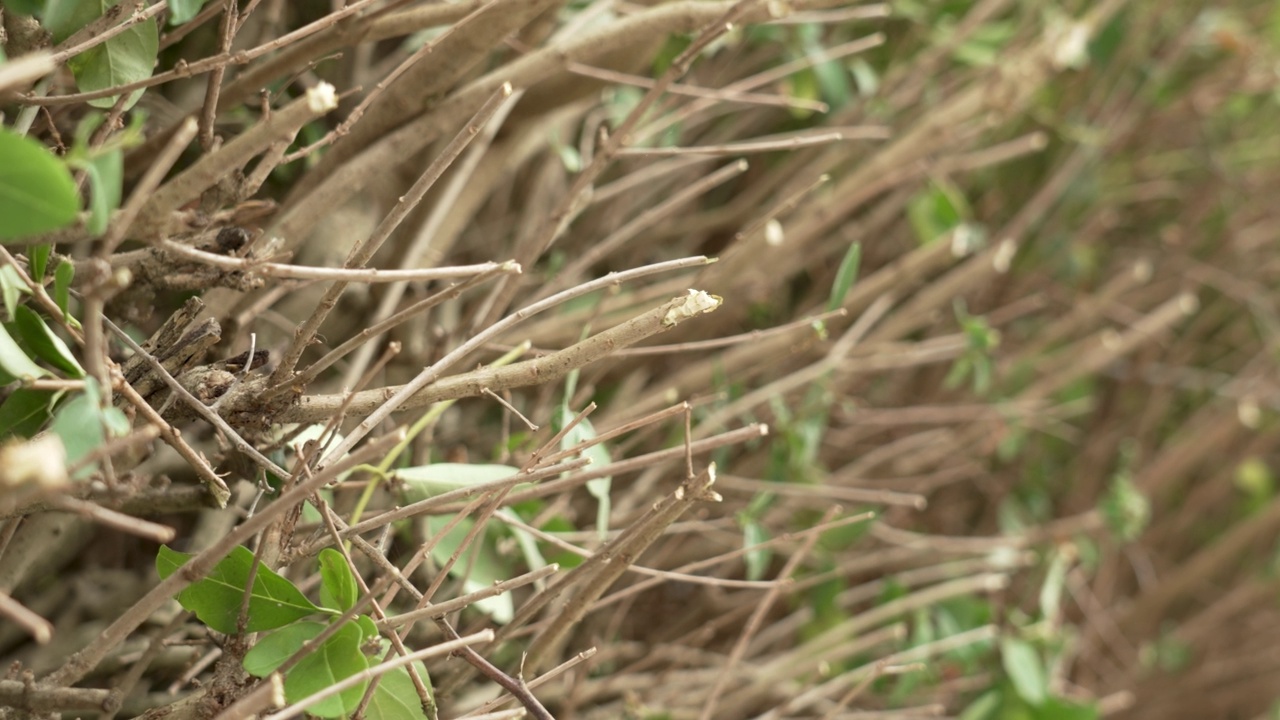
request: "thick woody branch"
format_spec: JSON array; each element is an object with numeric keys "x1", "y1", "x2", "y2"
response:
[{"x1": 133, "y1": 83, "x2": 339, "y2": 239}]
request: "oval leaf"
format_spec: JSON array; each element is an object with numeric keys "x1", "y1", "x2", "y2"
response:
[
  {"x1": 156, "y1": 544, "x2": 326, "y2": 634},
  {"x1": 83, "y1": 148, "x2": 122, "y2": 236},
  {"x1": 0, "y1": 388, "x2": 57, "y2": 438},
  {"x1": 398, "y1": 463, "x2": 520, "y2": 499},
  {"x1": 243, "y1": 621, "x2": 325, "y2": 678},
  {"x1": 366, "y1": 663, "x2": 432, "y2": 720},
  {"x1": 168, "y1": 0, "x2": 210, "y2": 25},
  {"x1": 0, "y1": 130, "x2": 79, "y2": 241},
  {"x1": 318, "y1": 547, "x2": 359, "y2": 612},
  {"x1": 53, "y1": 259, "x2": 75, "y2": 322},
  {"x1": 67, "y1": 17, "x2": 157, "y2": 110},
  {"x1": 1001, "y1": 636, "x2": 1047, "y2": 706},
  {"x1": 0, "y1": 322, "x2": 49, "y2": 380},
  {"x1": 284, "y1": 621, "x2": 370, "y2": 718},
  {"x1": 14, "y1": 306, "x2": 83, "y2": 377}
]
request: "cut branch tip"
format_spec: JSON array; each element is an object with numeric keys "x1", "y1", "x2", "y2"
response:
[{"x1": 663, "y1": 290, "x2": 722, "y2": 326}]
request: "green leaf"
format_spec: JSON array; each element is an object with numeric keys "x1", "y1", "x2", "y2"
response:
[
  {"x1": 959, "y1": 688, "x2": 1002, "y2": 720},
  {"x1": 4, "y1": 0, "x2": 47, "y2": 15},
  {"x1": 30, "y1": 245, "x2": 51, "y2": 282},
  {"x1": 505, "y1": 510, "x2": 550, "y2": 579},
  {"x1": 398, "y1": 463, "x2": 521, "y2": 496},
  {"x1": 1039, "y1": 546, "x2": 1071, "y2": 622},
  {"x1": 243, "y1": 621, "x2": 326, "y2": 677},
  {"x1": 827, "y1": 241, "x2": 861, "y2": 311},
  {"x1": 0, "y1": 130, "x2": 79, "y2": 241},
  {"x1": 49, "y1": 378, "x2": 128, "y2": 478},
  {"x1": 556, "y1": 384, "x2": 611, "y2": 538},
  {"x1": 907, "y1": 180, "x2": 970, "y2": 246},
  {"x1": 82, "y1": 148, "x2": 122, "y2": 236},
  {"x1": 318, "y1": 548, "x2": 359, "y2": 612},
  {"x1": 804, "y1": 32, "x2": 851, "y2": 110},
  {"x1": 1040, "y1": 696, "x2": 1099, "y2": 720},
  {"x1": 0, "y1": 388, "x2": 57, "y2": 438},
  {"x1": 366, "y1": 663, "x2": 432, "y2": 720},
  {"x1": 420, "y1": 514, "x2": 515, "y2": 623},
  {"x1": 0, "y1": 264, "x2": 31, "y2": 319},
  {"x1": 66, "y1": 10, "x2": 157, "y2": 110},
  {"x1": 1001, "y1": 636, "x2": 1047, "y2": 706},
  {"x1": 53, "y1": 259, "x2": 74, "y2": 320},
  {"x1": 43, "y1": 0, "x2": 102, "y2": 43},
  {"x1": 0, "y1": 322, "x2": 49, "y2": 380},
  {"x1": 849, "y1": 58, "x2": 879, "y2": 96},
  {"x1": 741, "y1": 518, "x2": 770, "y2": 582},
  {"x1": 1101, "y1": 470, "x2": 1150, "y2": 542},
  {"x1": 156, "y1": 545, "x2": 328, "y2": 634},
  {"x1": 355, "y1": 614, "x2": 378, "y2": 641},
  {"x1": 285, "y1": 621, "x2": 370, "y2": 718},
  {"x1": 168, "y1": 0, "x2": 210, "y2": 25},
  {"x1": 14, "y1": 306, "x2": 84, "y2": 377}
]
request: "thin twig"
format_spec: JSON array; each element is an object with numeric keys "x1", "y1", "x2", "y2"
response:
[
  {"x1": 50, "y1": 1, "x2": 169, "y2": 65},
  {"x1": 0, "y1": 592, "x2": 53, "y2": 645},
  {"x1": 262, "y1": 631, "x2": 496, "y2": 720},
  {"x1": 48, "y1": 495, "x2": 175, "y2": 543},
  {"x1": 699, "y1": 506, "x2": 838, "y2": 720},
  {"x1": 616, "y1": 128, "x2": 885, "y2": 157},
  {"x1": 295, "y1": 261, "x2": 716, "y2": 443},
  {"x1": 27, "y1": 0, "x2": 387, "y2": 105},
  {"x1": 157, "y1": 239, "x2": 520, "y2": 283},
  {"x1": 270, "y1": 82, "x2": 516, "y2": 387},
  {"x1": 113, "y1": 371, "x2": 232, "y2": 507}
]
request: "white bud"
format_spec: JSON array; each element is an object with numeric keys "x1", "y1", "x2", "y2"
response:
[{"x1": 307, "y1": 82, "x2": 338, "y2": 113}]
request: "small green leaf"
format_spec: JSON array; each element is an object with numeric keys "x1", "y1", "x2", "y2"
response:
[
  {"x1": 243, "y1": 621, "x2": 326, "y2": 677},
  {"x1": 397, "y1": 463, "x2": 521, "y2": 496},
  {"x1": 355, "y1": 614, "x2": 378, "y2": 641},
  {"x1": 318, "y1": 548, "x2": 359, "y2": 612},
  {"x1": 0, "y1": 388, "x2": 57, "y2": 438},
  {"x1": 1001, "y1": 636, "x2": 1047, "y2": 706},
  {"x1": 1039, "y1": 546, "x2": 1071, "y2": 622},
  {"x1": 168, "y1": 0, "x2": 210, "y2": 25},
  {"x1": 4, "y1": 0, "x2": 47, "y2": 15},
  {"x1": 0, "y1": 322, "x2": 49, "y2": 380},
  {"x1": 420, "y1": 514, "x2": 515, "y2": 623},
  {"x1": 0, "y1": 264, "x2": 31, "y2": 319},
  {"x1": 82, "y1": 148, "x2": 122, "y2": 236},
  {"x1": 285, "y1": 621, "x2": 370, "y2": 718},
  {"x1": 43, "y1": 0, "x2": 101, "y2": 43},
  {"x1": 741, "y1": 518, "x2": 770, "y2": 582},
  {"x1": 366, "y1": 663, "x2": 432, "y2": 720},
  {"x1": 907, "y1": 180, "x2": 970, "y2": 245},
  {"x1": 50, "y1": 379, "x2": 128, "y2": 478},
  {"x1": 0, "y1": 130, "x2": 79, "y2": 241},
  {"x1": 1039, "y1": 696, "x2": 1099, "y2": 720},
  {"x1": 827, "y1": 241, "x2": 861, "y2": 311},
  {"x1": 156, "y1": 545, "x2": 327, "y2": 634},
  {"x1": 803, "y1": 30, "x2": 851, "y2": 109},
  {"x1": 959, "y1": 688, "x2": 1002, "y2": 720},
  {"x1": 30, "y1": 245, "x2": 51, "y2": 282},
  {"x1": 849, "y1": 58, "x2": 880, "y2": 96},
  {"x1": 14, "y1": 306, "x2": 84, "y2": 377},
  {"x1": 506, "y1": 510, "x2": 550, "y2": 578},
  {"x1": 1101, "y1": 470, "x2": 1150, "y2": 542},
  {"x1": 66, "y1": 14, "x2": 158, "y2": 110},
  {"x1": 556, "y1": 368, "x2": 610, "y2": 537},
  {"x1": 53, "y1": 259, "x2": 74, "y2": 320}
]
